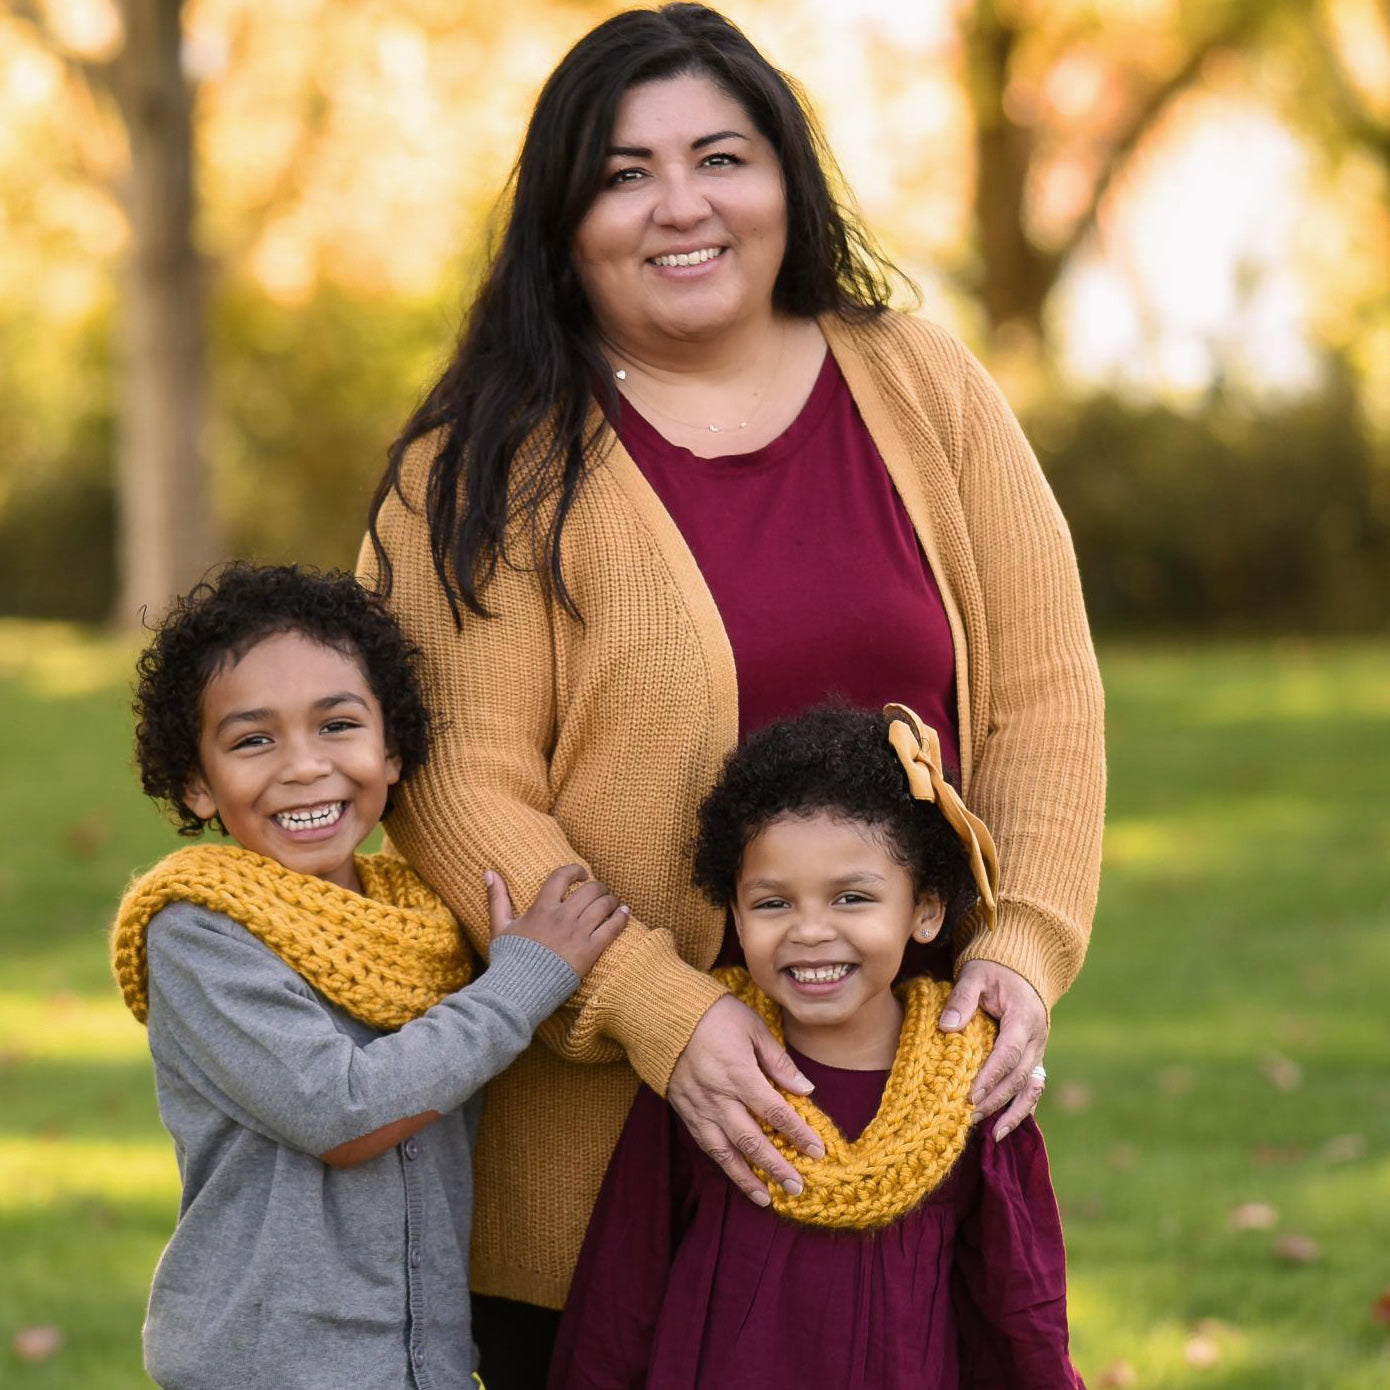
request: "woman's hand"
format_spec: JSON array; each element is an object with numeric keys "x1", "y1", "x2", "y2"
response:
[
  {"x1": 667, "y1": 995, "x2": 827, "y2": 1206},
  {"x1": 939, "y1": 959, "x2": 1049, "y2": 1142}
]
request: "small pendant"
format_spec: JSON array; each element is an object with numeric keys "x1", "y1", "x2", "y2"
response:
[
  {"x1": 615, "y1": 369, "x2": 627, "y2": 380},
  {"x1": 709, "y1": 424, "x2": 720, "y2": 432}
]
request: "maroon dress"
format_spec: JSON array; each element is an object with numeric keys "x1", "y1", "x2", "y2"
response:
[{"x1": 549, "y1": 1048, "x2": 1085, "y2": 1389}]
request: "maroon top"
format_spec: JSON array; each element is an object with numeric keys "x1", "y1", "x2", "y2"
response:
[
  {"x1": 611, "y1": 351, "x2": 962, "y2": 975},
  {"x1": 549, "y1": 1049, "x2": 1085, "y2": 1390},
  {"x1": 613, "y1": 350, "x2": 958, "y2": 759}
]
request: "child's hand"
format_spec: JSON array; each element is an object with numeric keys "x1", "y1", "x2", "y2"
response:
[{"x1": 485, "y1": 864, "x2": 629, "y2": 977}]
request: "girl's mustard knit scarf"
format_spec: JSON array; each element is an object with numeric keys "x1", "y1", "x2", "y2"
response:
[
  {"x1": 111, "y1": 844, "x2": 470, "y2": 1031},
  {"x1": 714, "y1": 965, "x2": 996, "y2": 1230}
]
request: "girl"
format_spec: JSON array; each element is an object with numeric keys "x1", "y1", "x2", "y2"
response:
[
  {"x1": 111, "y1": 563, "x2": 628, "y2": 1389},
  {"x1": 549, "y1": 703, "x2": 1084, "y2": 1389}
]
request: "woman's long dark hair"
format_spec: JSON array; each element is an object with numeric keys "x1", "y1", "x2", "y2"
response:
[{"x1": 368, "y1": 3, "x2": 910, "y2": 623}]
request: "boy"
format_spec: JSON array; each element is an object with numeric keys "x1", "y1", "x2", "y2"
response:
[{"x1": 112, "y1": 562, "x2": 626, "y2": 1389}]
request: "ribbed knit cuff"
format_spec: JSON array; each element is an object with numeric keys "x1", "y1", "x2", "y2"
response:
[
  {"x1": 955, "y1": 897, "x2": 1086, "y2": 1016},
  {"x1": 477, "y1": 934, "x2": 581, "y2": 1031},
  {"x1": 593, "y1": 934, "x2": 729, "y2": 1095}
]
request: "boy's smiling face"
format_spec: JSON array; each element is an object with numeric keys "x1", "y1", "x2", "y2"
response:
[
  {"x1": 183, "y1": 630, "x2": 401, "y2": 892},
  {"x1": 732, "y1": 811, "x2": 945, "y2": 1069}
]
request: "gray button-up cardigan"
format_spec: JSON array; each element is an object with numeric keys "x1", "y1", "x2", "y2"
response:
[{"x1": 141, "y1": 900, "x2": 578, "y2": 1389}]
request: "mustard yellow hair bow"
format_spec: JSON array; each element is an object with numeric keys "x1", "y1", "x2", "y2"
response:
[{"x1": 884, "y1": 703, "x2": 999, "y2": 931}]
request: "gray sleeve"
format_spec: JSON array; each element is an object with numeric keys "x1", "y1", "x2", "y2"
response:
[{"x1": 145, "y1": 902, "x2": 578, "y2": 1154}]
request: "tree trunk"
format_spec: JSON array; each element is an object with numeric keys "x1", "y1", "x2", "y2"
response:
[
  {"x1": 112, "y1": 0, "x2": 218, "y2": 625},
  {"x1": 966, "y1": 5, "x2": 1057, "y2": 346}
]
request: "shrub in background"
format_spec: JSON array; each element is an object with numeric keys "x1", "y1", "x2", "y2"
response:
[{"x1": 1032, "y1": 370, "x2": 1390, "y2": 634}]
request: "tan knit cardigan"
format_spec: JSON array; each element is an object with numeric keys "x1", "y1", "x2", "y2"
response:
[{"x1": 360, "y1": 310, "x2": 1105, "y2": 1308}]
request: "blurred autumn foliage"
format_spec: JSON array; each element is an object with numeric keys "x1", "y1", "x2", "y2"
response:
[{"x1": 3, "y1": 0, "x2": 1389, "y2": 627}]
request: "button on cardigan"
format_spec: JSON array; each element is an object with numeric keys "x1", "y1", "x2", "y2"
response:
[{"x1": 361, "y1": 309, "x2": 1106, "y2": 1309}]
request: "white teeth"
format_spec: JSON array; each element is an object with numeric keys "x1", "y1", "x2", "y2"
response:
[
  {"x1": 652, "y1": 247, "x2": 723, "y2": 267},
  {"x1": 275, "y1": 802, "x2": 344, "y2": 830},
  {"x1": 788, "y1": 963, "x2": 853, "y2": 984}
]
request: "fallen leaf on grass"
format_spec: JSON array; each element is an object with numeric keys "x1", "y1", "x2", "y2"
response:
[
  {"x1": 1107, "y1": 1142, "x2": 1137, "y2": 1170},
  {"x1": 1251, "y1": 1143, "x2": 1306, "y2": 1166},
  {"x1": 13, "y1": 1326, "x2": 62, "y2": 1361},
  {"x1": 1097, "y1": 1361, "x2": 1136, "y2": 1388},
  {"x1": 1192, "y1": 1318, "x2": 1237, "y2": 1339},
  {"x1": 1157, "y1": 1064, "x2": 1193, "y2": 1096},
  {"x1": 1276, "y1": 1015, "x2": 1317, "y2": 1046},
  {"x1": 1227, "y1": 1201, "x2": 1278, "y2": 1231},
  {"x1": 79, "y1": 1199, "x2": 117, "y2": 1229},
  {"x1": 1319, "y1": 1133, "x2": 1367, "y2": 1164},
  {"x1": 1055, "y1": 1081, "x2": 1091, "y2": 1113},
  {"x1": 1273, "y1": 1233, "x2": 1321, "y2": 1264},
  {"x1": 1371, "y1": 1289, "x2": 1390, "y2": 1326},
  {"x1": 1259, "y1": 1054, "x2": 1303, "y2": 1091},
  {"x1": 64, "y1": 809, "x2": 113, "y2": 859},
  {"x1": 1183, "y1": 1332, "x2": 1221, "y2": 1368}
]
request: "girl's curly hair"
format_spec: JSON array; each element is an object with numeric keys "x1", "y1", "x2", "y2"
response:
[
  {"x1": 134, "y1": 562, "x2": 431, "y2": 836},
  {"x1": 692, "y1": 704, "x2": 979, "y2": 933}
]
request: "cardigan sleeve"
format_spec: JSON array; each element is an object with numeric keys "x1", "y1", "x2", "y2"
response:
[
  {"x1": 359, "y1": 446, "x2": 727, "y2": 1093},
  {"x1": 949, "y1": 340, "x2": 1106, "y2": 1010}
]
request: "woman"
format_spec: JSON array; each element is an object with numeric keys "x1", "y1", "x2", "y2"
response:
[{"x1": 362, "y1": 5, "x2": 1104, "y2": 1384}]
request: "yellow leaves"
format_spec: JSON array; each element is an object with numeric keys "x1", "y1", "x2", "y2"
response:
[
  {"x1": 1324, "y1": 0, "x2": 1390, "y2": 124},
  {"x1": 43, "y1": 0, "x2": 122, "y2": 61}
]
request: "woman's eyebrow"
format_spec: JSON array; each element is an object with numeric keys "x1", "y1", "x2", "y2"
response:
[
  {"x1": 692, "y1": 129, "x2": 749, "y2": 150},
  {"x1": 605, "y1": 130, "x2": 750, "y2": 158}
]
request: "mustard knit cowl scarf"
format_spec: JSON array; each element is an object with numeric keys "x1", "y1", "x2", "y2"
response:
[
  {"x1": 714, "y1": 965, "x2": 996, "y2": 1230},
  {"x1": 111, "y1": 844, "x2": 471, "y2": 1031}
]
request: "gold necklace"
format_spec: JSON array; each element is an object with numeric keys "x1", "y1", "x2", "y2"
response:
[{"x1": 610, "y1": 323, "x2": 789, "y2": 436}]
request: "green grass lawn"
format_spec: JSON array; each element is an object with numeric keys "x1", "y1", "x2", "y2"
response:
[{"x1": 1, "y1": 623, "x2": 1388, "y2": 1386}]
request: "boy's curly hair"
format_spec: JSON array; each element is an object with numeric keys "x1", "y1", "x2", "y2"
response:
[
  {"x1": 134, "y1": 562, "x2": 431, "y2": 836},
  {"x1": 692, "y1": 704, "x2": 979, "y2": 933}
]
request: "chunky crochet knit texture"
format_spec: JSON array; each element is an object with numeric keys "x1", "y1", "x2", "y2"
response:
[
  {"x1": 111, "y1": 845, "x2": 470, "y2": 1031},
  {"x1": 715, "y1": 966, "x2": 995, "y2": 1229}
]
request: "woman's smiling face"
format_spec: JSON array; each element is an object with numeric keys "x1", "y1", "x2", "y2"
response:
[
  {"x1": 732, "y1": 811, "x2": 945, "y2": 1068},
  {"x1": 571, "y1": 72, "x2": 788, "y2": 350}
]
